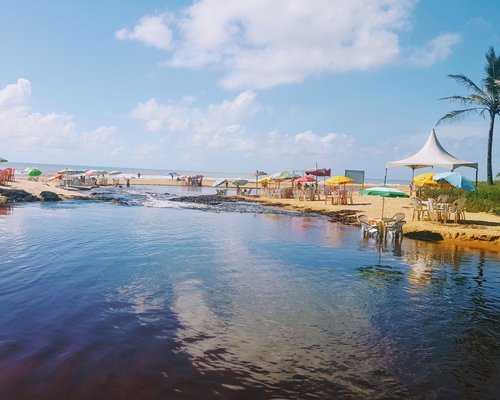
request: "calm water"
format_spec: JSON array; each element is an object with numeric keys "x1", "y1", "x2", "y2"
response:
[{"x1": 1, "y1": 186, "x2": 500, "y2": 399}]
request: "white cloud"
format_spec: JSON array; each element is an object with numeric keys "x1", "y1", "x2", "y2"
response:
[
  {"x1": 115, "y1": 14, "x2": 173, "y2": 50},
  {"x1": 82, "y1": 126, "x2": 119, "y2": 152},
  {"x1": 0, "y1": 79, "x2": 119, "y2": 160},
  {"x1": 409, "y1": 33, "x2": 461, "y2": 67},
  {"x1": 263, "y1": 130, "x2": 355, "y2": 160},
  {"x1": 466, "y1": 17, "x2": 492, "y2": 31},
  {"x1": 0, "y1": 78, "x2": 31, "y2": 107},
  {"x1": 122, "y1": 0, "x2": 415, "y2": 89},
  {"x1": 129, "y1": 89, "x2": 367, "y2": 169},
  {"x1": 130, "y1": 90, "x2": 259, "y2": 147}
]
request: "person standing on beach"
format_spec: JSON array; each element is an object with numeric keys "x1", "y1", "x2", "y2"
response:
[{"x1": 137, "y1": 172, "x2": 141, "y2": 179}]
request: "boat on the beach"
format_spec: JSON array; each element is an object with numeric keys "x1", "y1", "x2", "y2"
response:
[{"x1": 58, "y1": 178, "x2": 98, "y2": 191}]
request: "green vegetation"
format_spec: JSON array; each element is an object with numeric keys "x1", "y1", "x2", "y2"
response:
[
  {"x1": 422, "y1": 182, "x2": 500, "y2": 216},
  {"x1": 437, "y1": 47, "x2": 500, "y2": 185}
]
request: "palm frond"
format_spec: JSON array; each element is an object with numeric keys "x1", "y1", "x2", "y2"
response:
[
  {"x1": 439, "y1": 95, "x2": 486, "y2": 106},
  {"x1": 483, "y1": 47, "x2": 500, "y2": 96},
  {"x1": 435, "y1": 108, "x2": 483, "y2": 126},
  {"x1": 448, "y1": 74, "x2": 485, "y2": 96}
]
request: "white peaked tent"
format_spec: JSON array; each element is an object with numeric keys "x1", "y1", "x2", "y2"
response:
[{"x1": 385, "y1": 129, "x2": 478, "y2": 183}]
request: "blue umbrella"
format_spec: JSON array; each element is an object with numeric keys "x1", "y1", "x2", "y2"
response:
[{"x1": 434, "y1": 172, "x2": 477, "y2": 192}]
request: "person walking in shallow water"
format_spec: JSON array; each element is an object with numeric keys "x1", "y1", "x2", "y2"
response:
[{"x1": 125, "y1": 178, "x2": 131, "y2": 187}]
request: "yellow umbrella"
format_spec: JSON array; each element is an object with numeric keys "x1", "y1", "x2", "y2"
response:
[
  {"x1": 325, "y1": 176, "x2": 355, "y2": 186},
  {"x1": 259, "y1": 177, "x2": 273, "y2": 184},
  {"x1": 413, "y1": 172, "x2": 438, "y2": 187}
]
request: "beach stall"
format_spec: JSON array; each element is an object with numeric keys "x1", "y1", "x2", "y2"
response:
[{"x1": 385, "y1": 129, "x2": 478, "y2": 184}]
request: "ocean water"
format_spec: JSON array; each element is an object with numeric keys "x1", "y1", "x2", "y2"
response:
[{"x1": 1, "y1": 186, "x2": 500, "y2": 399}]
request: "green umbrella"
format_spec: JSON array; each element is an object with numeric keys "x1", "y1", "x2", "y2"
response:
[
  {"x1": 0, "y1": 157, "x2": 8, "y2": 163},
  {"x1": 26, "y1": 167, "x2": 42, "y2": 177},
  {"x1": 359, "y1": 185, "x2": 409, "y2": 218}
]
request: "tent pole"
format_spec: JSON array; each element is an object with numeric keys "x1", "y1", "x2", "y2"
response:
[
  {"x1": 381, "y1": 197, "x2": 385, "y2": 219},
  {"x1": 475, "y1": 168, "x2": 478, "y2": 186}
]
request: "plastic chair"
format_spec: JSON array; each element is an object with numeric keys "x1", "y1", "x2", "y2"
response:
[
  {"x1": 448, "y1": 198, "x2": 466, "y2": 223},
  {"x1": 411, "y1": 198, "x2": 429, "y2": 221},
  {"x1": 358, "y1": 215, "x2": 379, "y2": 237},
  {"x1": 386, "y1": 220, "x2": 406, "y2": 240}
]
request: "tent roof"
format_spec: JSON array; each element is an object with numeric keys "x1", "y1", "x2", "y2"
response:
[{"x1": 386, "y1": 129, "x2": 478, "y2": 170}]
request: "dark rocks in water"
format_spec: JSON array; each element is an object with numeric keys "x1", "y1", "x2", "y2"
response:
[
  {"x1": 404, "y1": 231, "x2": 444, "y2": 242},
  {"x1": 39, "y1": 191, "x2": 61, "y2": 201},
  {"x1": 327, "y1": 210, "x2": 359, "y2": 225},
  {"x1": 90, "y1": 194, "x2": 130, "y2": 206},
  {"x1": 301, "y1": 208, "x2": 358, "y2": 225},
  {"x1": 0, "y1": 188, "x2": 38, "y2": 203},
  {"x1": 170, "y1": 194, "x2": 240, "y2": 205}
]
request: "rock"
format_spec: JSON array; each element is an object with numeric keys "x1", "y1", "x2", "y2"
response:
[
  {"x1": 0, "y1": 188, "x2": 38, "y2": 202},
  {"x1": 170, "y1": 194, "x2": 240, "y2": 205},
  {"x1": 404, "y1": 231, "x2": 444, "y2": 242},
  {"x1": 39, "y1": 191, "x2": 61, "y2": 201}
]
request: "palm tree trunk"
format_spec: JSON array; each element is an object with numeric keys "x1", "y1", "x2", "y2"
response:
[{"x1": 487, "y1": 112, "x2": 495, "y2": 185}]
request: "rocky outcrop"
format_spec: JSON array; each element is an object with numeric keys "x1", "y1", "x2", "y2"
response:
[
  {"x1": 39, "y1": 191, "x2": 61, "y2": 201},
  {"x1": 0, "y1": 188, "x2": 38, "y2": 202}
]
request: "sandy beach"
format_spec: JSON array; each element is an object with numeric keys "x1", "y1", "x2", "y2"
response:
[{"x1": 2, "y1": 177, "x2": 499, "y2": 252}]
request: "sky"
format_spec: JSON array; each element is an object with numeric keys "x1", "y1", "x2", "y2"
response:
[{"x1": 0, "y1": 0, "x2": 498, "y2": 180}]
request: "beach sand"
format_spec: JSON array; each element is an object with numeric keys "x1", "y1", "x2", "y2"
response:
[{"x1": 3, "y1": 178, "x2": 499, "y2": 252}]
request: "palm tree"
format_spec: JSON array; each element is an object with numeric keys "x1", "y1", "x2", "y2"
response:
[{"x1": 437, "y1": 47, "x2": 500, "y2": 185}]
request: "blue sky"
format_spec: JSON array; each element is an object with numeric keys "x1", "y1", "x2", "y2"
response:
[{"x1": 0, "y1": 0, "x2": 498, "y2": 179}]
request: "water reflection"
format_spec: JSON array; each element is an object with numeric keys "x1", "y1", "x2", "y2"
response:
[
  {"x1": 2, "y1": 203, "x2": 500, "y2": 398},
  {"x1": 0, "y1": 204, "x2": 13, "y2": 215},
  {"x1": 171, "y1": 272, "x2": 405, "y2": 397},
  {"x1": 356, "y1": 236, "x2": 500, "y2": 397}
]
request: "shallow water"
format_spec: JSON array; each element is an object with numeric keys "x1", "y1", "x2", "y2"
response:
[{"x1": 1, "y1": 187, "x2": 500, "y2": 399}]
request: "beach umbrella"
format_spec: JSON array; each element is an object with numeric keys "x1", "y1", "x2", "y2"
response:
[
  {"x1": 58, "y1": 168, "x2": 86, "y2": 174},
  {"x1": 212, "y1": 178, "x2": 228, "y2": 187},
  {"x1": 252, "y1": 170, "x2": 267, "y2": 177},
  {"x1": 252, "y1": 170, "x2": 267, "y2": 195},
  {"x1": 232, "y1": 178, "x2": 248, "y2": 186},
  {"x1": 305, "y1": 168, "x2": 331, "y2": 177},
  {"x1": 359, "y1": 185, "x2": 409, "y2": 218},
  {"x1": 168, "y1": 171, "x2": 178, "y2": 180},
  {"x1": 326, "y1": 176, "x2": 355, "y2": 186},
  {"x1": 269, "y1": 171, "x2": 301, "y2": 181},
  {"x1": 0, "y1": 157, "x2": 8, "y2": 163},
  {"x1": 85, "y1": 169, "x2": 107, "y2": 177},
  {"x1": 434, "y1": 171, "x2": 477, "y2": 191},
  {"x1": 295, "y1": 176, "x2": 316, "y2": 183},
  {"x1": 26, "y1": 167, "x2": 42, "y2": 177},
  {"x1": 412, "y1": 172, "x2": 439, "y2": 187}
]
